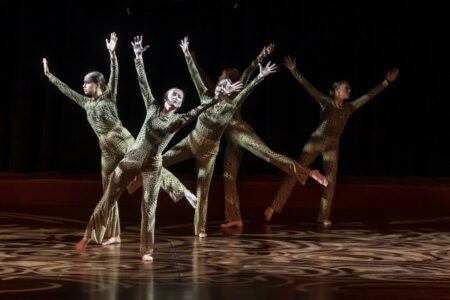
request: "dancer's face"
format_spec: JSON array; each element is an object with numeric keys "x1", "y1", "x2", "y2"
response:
[
  {"x1": 83, "y1": 75, "x2": 99, "y2": 96},
  {"x1": 215, "y1": 79, "x2": 233, "y2": 96},
  {"x1": 335, "y1": 82, "x2": 352, "y2": 100},
  {"x1": 165, "y1": 88, "x2": 184, "y2": 109}
]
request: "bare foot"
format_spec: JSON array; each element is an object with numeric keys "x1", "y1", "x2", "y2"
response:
[
  {"x1": 264, "y1": 207, "x2": 274, "y2": 221},
  {"x1": 184, "y1": 190, "x2": 198, "y2": 208},
  {"x1": 141, "y1": 254, "x2": 153, "y2": 262},
  {"x1": 323, "y1": 220, "x2": 332, "y2": 227},
  {"x1": 102, "y1": 236, "x2": 121, "y2": 246},
  {"x1": 76, "y1": 237, "x2": 90, "y2": 253},
  {"x1": 220, "y1": 220, "x2": 243, "y2": 228},
  {"x1": 310, "y1": 169, "x2": 328, "y2": 186},
  {"x1": 198, "y1": 232, "x2": 207, "y2": 238}
]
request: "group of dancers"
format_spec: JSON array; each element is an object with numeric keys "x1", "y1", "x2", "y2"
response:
[{"x1": 43, "y1": 33, "x2": 399, "y2": 261}]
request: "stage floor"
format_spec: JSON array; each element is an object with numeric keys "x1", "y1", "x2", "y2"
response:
[{"x1": 1, "y1": 208, "x2": 449, "y2": 300}]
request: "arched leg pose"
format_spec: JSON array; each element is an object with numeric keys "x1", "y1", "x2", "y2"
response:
[
  {"x1": 267, "y1": 56, "x2": 399, "y2": 226},
  {"x1": 191, "y1": 45, "x2": 327, "y2": 228},
  {"x1": 163, "y1": 37, "x2": 276, "y2": 237}
]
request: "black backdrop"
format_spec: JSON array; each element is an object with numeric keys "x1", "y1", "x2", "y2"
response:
[{"x1": 2, "y1": 0, "x2": 450, "y2": 178}]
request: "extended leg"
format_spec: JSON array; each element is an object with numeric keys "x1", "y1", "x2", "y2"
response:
[
  {"x1": 82, "y1": 150, "x2": 143, "y2": 247},
  {"x1": 267, "y1": 142, "x2": 321, "y2": 220},
  {"x1": 234, "y1": 124, "x2": 310, "y2": 185}
]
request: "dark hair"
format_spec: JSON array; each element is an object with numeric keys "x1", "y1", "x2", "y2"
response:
[
  {"x1": 329, "y1": 80, "x2": 348, "y2": 98},
  {"x1": 85, "y1": 71, "x2": 107, "y2": 91},
  {"x1": 218, "y1": 67, "x2": 241, "y2": 83}
]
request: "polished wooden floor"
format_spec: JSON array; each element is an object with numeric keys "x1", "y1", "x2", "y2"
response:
[{"x1": 1, "y1": 205, "x2": 450, "y2": 300}]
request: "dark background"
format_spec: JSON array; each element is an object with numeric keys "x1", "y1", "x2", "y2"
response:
[{"x1": 2, "y1": 0, "x2": 449, "y2": 178}]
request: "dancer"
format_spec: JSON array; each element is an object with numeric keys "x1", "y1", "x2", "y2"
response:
[
  {"x1": 76, "y1": 35, "x2": 222, "y2": 261},
  {"x1": 43, "y1": 33, "x2": 194, "y2": 247},
  {"x1": 162, "y1": 37, "x2": 277, "y2": 237},
  {"x1": 266, "y1": 55, "x2": 399, "y2": 226},
  {"x1": 191, "y1": 45, "x2": 327, "y2": 228},
  {"x1": 219, "y1": 45, "x2": 328, "y2": 228}
]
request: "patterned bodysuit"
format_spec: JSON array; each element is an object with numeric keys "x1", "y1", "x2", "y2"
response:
[
  {"x1": 83, "y1": 57, "x2": 215, "y2": 255},
  {"x1": 86, "y1": 59, "x2": 218, "y2": 255},
  {"x1": 270, "y1": 67, "x2": 390, "y2": 221},
  {"x1": 162, "y1": 53, "x2": 265, "y2": 235},
  {"x1": 48, "y1": 57, "x2": 187, "y2": 243},
  {"x1": 193, "y1": 56, "x2": 311, "y2": 223}
]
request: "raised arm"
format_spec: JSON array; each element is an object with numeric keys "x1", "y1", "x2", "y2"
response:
[
  {"x1": 131, "y1": 36, "x2": 155, "y2": 110},
  {"x1": 230, "y1": 61, "x2": 277, "y2": 109},
  {"x1": 42, "y1": 58, "x2": 89, "y2": 109},
  {"x1": 241, "y1": 43, "x2": 274, "y2": 86},
  {"x1": 284, "y1": 56, "x2": 329, "y2": 106},
  {"x1": 171, "y1": 96, "x2": 219, "y2": 132},
  {"x1": 351, "y1": 68, "x2": 399, "y2": 111},
  {"x1": 191, "y1": 51, "x2": 215, "y2": 94},
  {"x1": 105, "y1": 32, "x2": 119, "y2": 101},
  {"x1": 181, "y1": 37, "x2": 211, "y2": 103}
]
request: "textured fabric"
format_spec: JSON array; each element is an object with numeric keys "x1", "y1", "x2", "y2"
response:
[
  {"x1": 271, "y1": 68, "x2": 390, "y2": 221},
  {"x1": 163, "y1": 53, "x2": 264, "y2": 234},
  {"x1": 224, "y1": 120, "x2": 310, "y2": 221},
  {"x1": 163, "y1": 130, "x2": 220, "y2": 235},
  {"x1": 49, "y1": 58, "x2": 188, "y2": 243},
  {"x1": 84, "y1": 57, "x2": 214, "y2": 255},
  {"x1": 220, "y1": 58, "x2": 311, "y2": 222}
]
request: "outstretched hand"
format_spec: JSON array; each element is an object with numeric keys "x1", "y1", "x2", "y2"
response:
[
  {"x1": 106, "y1": 32, "x2": 118, "y2": 55},
  {"x1": 258, "y1": 61, "x2": 277, "y2": 78},
  {"x1": 179, "y1": 36, "x2": 190, "y2": 56},
  {"x1": 386, "y1": 68, "x2": 400, "y2": 82},
  {"x1": 283, "y1": 56, "x2": 296, "y2": 71},
  {"x1": 131, "y1": 35, "x2": 149, "y2": 58},
  {"x1": 259, "y1": 43, "x2": 275, "y2": 60},
  {"x1": 225, "y1": 81, "x2": 244, "y2": 95},
  {"x1": 42, "y1": 58, "x2": 51, "y2": 77}
]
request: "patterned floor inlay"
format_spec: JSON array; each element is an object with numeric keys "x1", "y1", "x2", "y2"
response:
[{"x1": 1, "y1": 211, "x2": 449, "y2": 299}]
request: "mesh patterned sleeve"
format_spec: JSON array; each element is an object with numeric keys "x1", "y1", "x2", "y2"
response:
[
  {"x1": 185, "y1": 54, "x2": 213, "y2": 104},
  {"x1": 48, "y1": 74, "x2": 90, "y2": 109},
  {"x1": 290, "y1": 68, "x2": 330, "y2": 106},
  {"x1": 351, "y1": 80, "x2": 389, "y2": 111},
  {"x1": 134, "y1": 58, "x2": 157, "y2": 110},
  {"x1": 105, "y1": 57, "x2": 118, "y2": 101}
]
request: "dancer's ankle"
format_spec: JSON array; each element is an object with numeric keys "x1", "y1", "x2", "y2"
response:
[{"x1": 264, "y1": 207, "x2": 274, "y2": 221}]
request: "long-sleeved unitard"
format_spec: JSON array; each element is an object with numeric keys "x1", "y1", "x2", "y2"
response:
[
  {"x1": 48, "y1": 57, "x2": 188, "y2": 244},
  {"x1": 83, "y1": 57, "x2": 215, "y2": 255},
  {"x1": 193, "y1": 56, "x2": 311, "y2": 223},
  {"x1": 270, "y1": 67, "x2": 390, "y2": 222},
  {"x1": 162, "y1": 53, "x2": 265, "y2": 235}
]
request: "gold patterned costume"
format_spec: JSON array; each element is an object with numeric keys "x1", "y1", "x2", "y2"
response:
[
  {"x1": 162, "y1": 53, "x2": 266, "y2": 235},
  {"x1": 270, "y1": 67, "x2": 390, "y2": 222},
  {"x1": 83, "y1": 57, "x2": 215, "y2": 255},
  {"x1": 193, "y1": 56, "x2": 311, "y2": 223},
  {"x1": 48, "y1": 57, "x2": 187, "y2": 244}
]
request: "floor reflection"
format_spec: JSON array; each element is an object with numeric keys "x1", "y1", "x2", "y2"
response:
[{"x1": 1, "y1": 211, "x2": 450, "y2": 299}]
